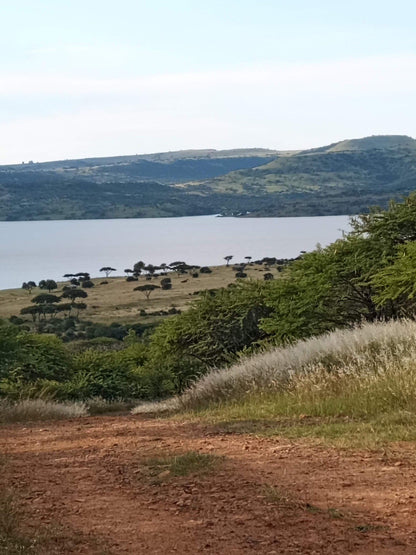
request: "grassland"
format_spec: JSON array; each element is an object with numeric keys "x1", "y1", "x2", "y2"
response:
[
  {"x1": 0, "y1": 263, "x2": 279, "y2": 325},
  {"x1": 134, "y1": 320, "x2": 416, "y2": 448}
]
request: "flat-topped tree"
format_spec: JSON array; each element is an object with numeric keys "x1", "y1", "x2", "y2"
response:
[
  {"x1": 224, "y1": 255, "x2": 233, "y2": 266},
  {"x1": 134, "y1": 284, "x2": 160, "y2": 300},
  {"x1": 20, "y1": 305, "x2": 41, "y2": 321},
  {"x1": 31, "y1": 293, "x2": 61, "y2": 305},
  {"x1": 169, "y1": 261, "x2": 192, "y2": 274},
  {"x1": 75, "y1": 272, "x2": 91, "y2": 283},
  {"x1": 72, "y1": 302, "x2": 87, "y2": 317},
  {"x1": 39, "y1": 279, "x2": 57, "y2": 293},
  {"x1": 100, "y1": 267, "x2": 116, "y2": 278},
  {"x1": 144, "y1": 264, "x2": 157, "y2": 277},
  {"x1": 61, "y1": 288, "x2": 88, "y2": 303}
]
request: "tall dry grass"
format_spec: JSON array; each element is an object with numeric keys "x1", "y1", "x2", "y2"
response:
[
  {"x1": 0, "y1": 399, "x2": 87, "y2": 424},
  {"x1": 133, "y1": 320, "x2": 416, "y2": 417}
]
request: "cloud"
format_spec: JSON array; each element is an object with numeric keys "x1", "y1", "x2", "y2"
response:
[
  {"x1": 1, "y1": 55, "x2": 416, "y2": 98},
  {"x1": 0, "y1": 55, "x2": 415, "y2": 163}
]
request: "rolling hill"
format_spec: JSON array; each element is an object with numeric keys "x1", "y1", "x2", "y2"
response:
[{"x1": 1, "y1": 135, "x2": 415, "y2": 220}]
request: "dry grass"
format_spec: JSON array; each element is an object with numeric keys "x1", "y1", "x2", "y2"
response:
[
  {"x1": 0, "y1": 264, "x2": 277, "y2": 325},
  {"x1": 179, "y1": 319, "x2": 416, "y2": 409},
  {"x1": 0, "y1": 489, "x2": 37, "y2": 553},
  {"x1": 0, "y1": 399, "x2": 87, "y2": 424},
  {"x1": 131, "y1": 398, "x2": 180, "y2": 415},
  {"x1": 133, "y1": 320, "x2": 416, "y2": 446}
]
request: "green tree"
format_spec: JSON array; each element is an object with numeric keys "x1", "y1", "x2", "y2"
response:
[
  {"x1": 148, "y1": 281, "x2": 271, "y2": 372},
  {"x1": 134, "y1": 284, "x2": 160, "y2": 300},
  {"x1": 39, "y1": 279, "x2": 58, "y2": 293},
  {"x1": 61, "y1": 289, "x2": 88, "y2": 303},
  {"x1": 22, "y1": 281, "x2": 36, "y2": 294}
]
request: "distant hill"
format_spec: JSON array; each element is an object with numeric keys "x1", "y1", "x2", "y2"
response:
[
  {"x1": 1, "y1": 136, "x2": 415, "y2": 220},
  {"x1": 180, "y1": 135, "x2": 416, "y2": 216}
]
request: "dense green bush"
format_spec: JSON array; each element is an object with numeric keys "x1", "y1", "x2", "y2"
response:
[
  {"x1": 0, "y1": 325, "x2": 73, "y2": 384},
  {"x1": 147, "y1": 281, "x2": 272, "y2": 380}
]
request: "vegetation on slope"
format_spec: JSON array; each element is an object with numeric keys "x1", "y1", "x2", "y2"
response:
[
  {"x1": 1, "y1": 135, "x2": 415, "y2": 220},
  {"x1": 3, "y1": 192, "x2": 416, "y2": 432},
  {"x1": 184, "y1": 136, "x2": 416, "y2": 216}
]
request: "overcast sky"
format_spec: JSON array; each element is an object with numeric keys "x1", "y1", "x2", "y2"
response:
[{"x1": 1, "y1": 0, "x2": 416, "y2": 164}]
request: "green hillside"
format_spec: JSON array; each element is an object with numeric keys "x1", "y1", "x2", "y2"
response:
[
  {"x1": 181, "y1": 135, "x2": 416, "y2": 216},
  {"x1": 1, "y1": 136, "x2": 415, "y2": 220}
]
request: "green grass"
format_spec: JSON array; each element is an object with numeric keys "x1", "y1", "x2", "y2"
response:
[{"x1": 144, "y1": 450, "x2": 223, "y2": 478}]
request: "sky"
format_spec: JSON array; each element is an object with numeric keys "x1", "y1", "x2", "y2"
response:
[{"x1": 1, "y1": 0, "x2": 416, "y2": 164}]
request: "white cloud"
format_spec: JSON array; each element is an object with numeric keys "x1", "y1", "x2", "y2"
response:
[{"x1": 0, "y1": 55, "x2": 415, "y2": 163}]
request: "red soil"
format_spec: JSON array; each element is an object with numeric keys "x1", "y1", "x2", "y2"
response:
[{"x1": 1, "y1": 415, "x2": 416, "y2": 554}]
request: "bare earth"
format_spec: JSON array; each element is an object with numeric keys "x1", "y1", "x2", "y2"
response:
[{"x1": 1, "y1": 416, "x2": 416, "y2": 554}]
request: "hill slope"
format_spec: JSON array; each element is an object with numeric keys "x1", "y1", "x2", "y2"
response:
[
  {"x1": 1, "y1": 136, "x2": 415, "y2": 220},
  {"x1": 181, "y1": 135, "x2": 416, "y2": 216}
]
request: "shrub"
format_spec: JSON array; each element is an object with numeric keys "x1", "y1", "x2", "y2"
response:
[
  {"x1": 0, "y1": 326, "x2": 73, "y2": 384},
  {"x1": 148, "y1": 281, "x2": 272, "y2": 378}
]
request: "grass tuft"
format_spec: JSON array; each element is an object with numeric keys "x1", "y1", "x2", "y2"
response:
[
  {"x1": 0, "y1": 399, "x2": 87, "y2": 424},
  {"x1": 144, "y1": 450, "x2": 223, "y2": 478}
]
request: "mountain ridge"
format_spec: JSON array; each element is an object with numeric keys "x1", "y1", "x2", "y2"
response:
[{"x1": 1, "y1": 134, "x2": 415, "y2": 220}]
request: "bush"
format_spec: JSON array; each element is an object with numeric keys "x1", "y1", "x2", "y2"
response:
[
  {"x1": 148, "y1": 281, "x2": 272, "y2": 380},
  {"x1": 0, "y1": 326, "x2": 73, "y2": 384}
]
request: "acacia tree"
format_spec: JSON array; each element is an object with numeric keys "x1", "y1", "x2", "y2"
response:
[
  {"x1": 224, "y1": 255, "x2": 233, "y2": 266},
  {"x1": 134, "y1": 284, "x2": 160, "y2": 300},
  {"x1": 20, "y1": 305, "x2": 41, "y2": 322},
  {"x1": 61, "y1": 288, "x2": 88, "y2": 320},
  {"x1": 31, "y1": 293, "x2": 61, "y2": 305},
  {"x1": 28, "y1": 293, "x2": 61, "y2": 320},
  {"x1": 61, "y1": 288, "x2": 88, "y2": 303},
  {"x1": 100, "y1": 267, "x2": 116, "y2": 278}
]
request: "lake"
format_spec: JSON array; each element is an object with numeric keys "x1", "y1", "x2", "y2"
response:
[{"x1": 0, "y1": 215, "x2": 351, "y2": 290}]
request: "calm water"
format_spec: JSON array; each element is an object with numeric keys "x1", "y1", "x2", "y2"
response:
[{"x1": 0, "y1": 215, "x2": 351, "y2": 290}]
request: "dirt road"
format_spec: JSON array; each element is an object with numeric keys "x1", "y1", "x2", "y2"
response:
[{"x1": 1, "y1": 415, "x2": 416, "y2": 554}]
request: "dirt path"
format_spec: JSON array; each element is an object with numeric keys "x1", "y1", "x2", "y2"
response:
[{"x1": 1, "y1": 415, "x2": 416, "y2": 554}]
